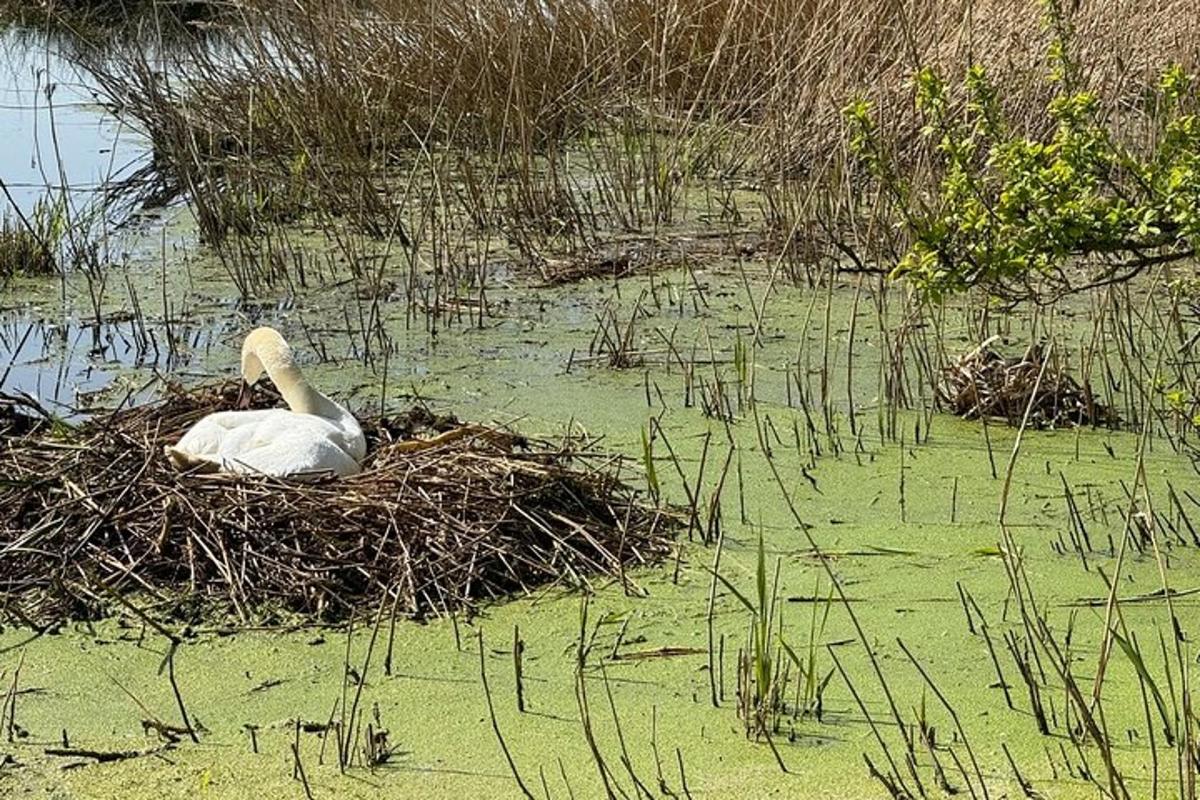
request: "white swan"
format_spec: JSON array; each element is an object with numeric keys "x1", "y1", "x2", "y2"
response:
[{"x1": 165, "y1": 327, "x2": 366, "y2": 478}]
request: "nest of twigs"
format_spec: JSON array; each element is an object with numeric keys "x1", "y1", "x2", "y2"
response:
[
  {"x1": 938, "y1": 337, "x2": 1116, "y2": 428},
  {"x1": 0, "y1": 383, "x2": 674, "y2": 626}
]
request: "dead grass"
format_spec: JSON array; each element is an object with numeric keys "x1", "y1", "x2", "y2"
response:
[
  {"x1": 88, "y1": 1, "x2": 1200, "y2": 176},
  {"x1": 939, "y1": 336, "x2": 1116, "y2": 428},
  {"x1": 61, "y1": 0, "x2": 1199, "y2": 299}
]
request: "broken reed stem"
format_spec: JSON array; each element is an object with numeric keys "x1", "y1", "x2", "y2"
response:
[
  {"x1": 1002, "y1": 742, "x2": 1038, "y2": 799},
  {"x1": 951, "y1": 476, "x2": 958, "y2": 523},
  {"x1": 599, "y1": 663, "x2": 656, "y2": 797},
  {"x1": 827, "y1": 645, "x2": 910, "y2": 796},
  {"x1": 337, "y1": 612, "x2": 355, "y2": 772},
  {"x1": 514, "y1": 624, "x2": 526, "y2": 713},
  {"x1": 675, "y1": 748, "x2": 693, "y2": 800},
  {"x1": 292, "y1": 739, "x2": 316, "y2": 800},
  {"x1": 706, "y1": 513, "x2": 727, "y2": 708},
  {"x1": 998, "y1": 344, "x2": 1052, "y2": 526},
  {"x1": 980, "y1": 625, "x2": 1014, "y2": 712},
  {"x1": 897, "y1": 638, "x2": 989, "y2": 800},
  {"x1": 293, "y1": 718, "x2": 302, "y2": 779},
  {"x1": 165, "y1": 644, "x2": 200, "y2": 745},
  {"x1": 650, "y1": 706, "x2": 668, "y2": 794},
  {"x1": 343, "y1": 593, "x2": 390, "y2": 766},
  {"x1": 574, "y1": 595, "x2": 620, "y2": 800},
  {"x1": 956, "y1": 581, "x2": 975, "y2": 634},
  {"x1": 981, "y1": 414, "x2": 998, "y2": 480},
  {"x1": 478, "y1": 629, "x2": 536, "y2": 800},
  {"x1": 2, "y1": 650, "x2": 24, "y2": 744},
  {"x1": 751, "y1": 400, "x2": 919, "y2": 796},
  {"x1": 383, "y1": 586, "x2": 402, "y2": 676},
  {"x1": 97, "y1": 582, "x2": 199, "y2": 744}
]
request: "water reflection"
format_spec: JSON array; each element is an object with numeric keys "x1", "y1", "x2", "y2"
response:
[
  {"x1": 0, "y1": 28, "x2": 148, "y2": 220},
  {"x1": 0, "y1": 310, "x2": 227, "y2": 413}
]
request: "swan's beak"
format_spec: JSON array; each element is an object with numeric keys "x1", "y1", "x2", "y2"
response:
[{"x1": 236, "y1": 381, "x2": 252, "y2": 409}]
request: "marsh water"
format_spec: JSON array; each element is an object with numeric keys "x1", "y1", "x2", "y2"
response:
[
  {"x1": 0, "y1": 27, "x2": 160, "y2": 410},
  {"x1": 0, "y1": 30, "x2": 147, "y2": 218},
  {"x1": 1, "y1": 24, "x2": 1197, "y2": 800}
]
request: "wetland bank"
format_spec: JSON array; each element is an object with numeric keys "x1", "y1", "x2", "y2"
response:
[{"x1": 2, "y1": 1, "x2": 1200, "y2": 798}]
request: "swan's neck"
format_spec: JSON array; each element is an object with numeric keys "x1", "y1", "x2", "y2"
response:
[{"x1": 260, "y1": 353, "x2": 344, "y2": 420}]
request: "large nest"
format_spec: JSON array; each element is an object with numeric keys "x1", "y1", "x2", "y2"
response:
[
  {"x1": 938, "y1": 337, "x2": 1116, "y2": 428},
  {"x1": 0, "y1": 383, "x2": 674, "y2": 626}
]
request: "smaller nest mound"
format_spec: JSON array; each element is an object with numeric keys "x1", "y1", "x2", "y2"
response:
[
  {"x1": 0, "y1": 384, "x2": 674, "y2": 625},
  {"x1": 939, "y1": 337, "x2": 1116, "y2": 428}
]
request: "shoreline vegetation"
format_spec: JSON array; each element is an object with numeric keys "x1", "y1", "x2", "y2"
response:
[{"x1": 0, "y1": 1, "x2": 1198, "y2": 798}]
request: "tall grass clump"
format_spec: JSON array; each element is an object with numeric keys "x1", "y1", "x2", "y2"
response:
[
  {"x1": 0, "y1": 217, "x2": 52, "y2": 278},
  {"x1": 0, "y1": 198, "x2": 67, "y2": 279},
  {"x1": 711, "y1": 530, "x2": 828, "y2": 759},
  {"x1": 78, "y1": 0, "x2": 1200, "y2": 256}
]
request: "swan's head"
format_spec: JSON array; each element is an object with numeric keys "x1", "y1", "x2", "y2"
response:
[{"x1": 240, "y1": 326, "x2": 292, "y2": 385}]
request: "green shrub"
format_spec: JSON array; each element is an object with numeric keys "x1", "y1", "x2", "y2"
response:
[{"x1": 845, "y1": 0, "x2": 1199, "y2": 300}]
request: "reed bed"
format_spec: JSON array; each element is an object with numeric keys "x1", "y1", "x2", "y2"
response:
[
  {"x1": 70, "y1": 0, "x2": 1200, "y2": 294},
  {"x1": 0, "y1": 0, "x2": 237, "y2": 29},
  {"x1": 92, "y1": 0, "x2": 1200, "y2": 165},
  {"x1": 0, "y1": 383, "x2": 674, "y2": 625}
]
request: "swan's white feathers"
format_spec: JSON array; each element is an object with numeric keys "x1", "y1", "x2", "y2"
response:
[
  {"x1": 167, "y1": 328, "x2": 366, "y2": 478},
  {"x1": 172, "y1": 410, "x2": 362, "y2": 477}
]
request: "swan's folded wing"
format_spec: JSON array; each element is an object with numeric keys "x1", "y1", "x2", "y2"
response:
[
  {"x1": 173, "y1": 416, "x2": 227, "y2": 457},
  {"x1": 171, "y1": 409, "x2": 361, "y2": 477},
  {"x1": 173, "y1": 410, "x2": 282, "y2": 457},
  {"x1": 225, "y1": 432, "x2": 362, "y2": 477}
]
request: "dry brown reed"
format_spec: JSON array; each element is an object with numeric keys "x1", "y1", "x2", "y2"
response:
[
  {"x1": 75, "y1": 1, "x2": 1200, "y2": 273},
  {"x1": 0, "y1": 382, "x2": 673, "y2": 626},
  {"x1": 939, "y1": 336, "x2": 1116, "y2": 428},
  {"x1": 95, "y1": 1, "x2": 1200, "y2": 157}
]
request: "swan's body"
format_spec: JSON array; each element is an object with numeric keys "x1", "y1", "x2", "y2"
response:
[{"x1": 166, "y1": 327, "x2": 365, "y2": 478}]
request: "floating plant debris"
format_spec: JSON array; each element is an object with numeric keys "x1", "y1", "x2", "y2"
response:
[{"x1": 938, "y1": 337, "x2": 1117, "y2": 428}]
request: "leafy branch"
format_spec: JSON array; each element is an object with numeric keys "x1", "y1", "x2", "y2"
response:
[{"x1": 844, "y1": 0, "x2": 1200, "y2": 301}]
